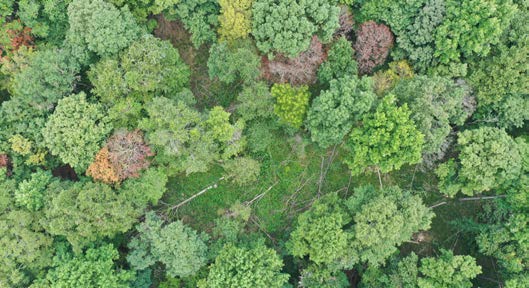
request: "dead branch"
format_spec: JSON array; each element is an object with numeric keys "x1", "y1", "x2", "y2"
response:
[{"x1": 170, "y1": 177, "x2": 225, "y2": 210}]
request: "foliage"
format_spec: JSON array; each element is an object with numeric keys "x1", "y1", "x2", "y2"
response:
[
  {"x1": 167, "y1": 0, "x2": 220, "y2": 47},
  {"x1": 360, "y1": 250, "x2": 482, "y2": 288},
  {"x1": 436, "y1": 127, "x2": 522, "y2": 196},
  {"x1": 118, "y1": 168, "x2": 167, "y2": 208},
  {"x1": 288, "y1": 186, "x2": 433, "y2": 269},
  {"x1": 14, "y1": 169, "x2": 53, "y2": 211},
  {"x1": 17, "y1": 0, "x2": 71, "y2": 45},
  {"x1": 433, "y1": 0, "x2": 517, "y2": 67},
  {"x1": 89, "y1": 34, "x2": 190, "y2": 103},
  {"x1": 31, "y1": 244, "x2": 134, "y2": 288},
  {"x1": 271, "y1": 83, "x2": 310, "y2": 128},
  {"x1": 372, "y1": 60, "x2": 414, "y2": 96},
  {"x1": 0, "y1": 20, "x2": 34, "y2": 59},
  {"x1": 307, "y1": 76, "x2": 375, "y2": 148},
  {"x1": 128, "y1": 212, "x2": 208, "y2": 277},
  {"x1": 11, "y1": 48, "x2": 79, "y2": 111},
  {"x1": 222, "y1": 157, "x2": 261, "y2": 185},
  {"x1": 252, "y1": 0, "x2": 339, "y2": 57},
  {"x1": 218, "y1": 0, "x2": 252, "y2": 41},
  {"x1": 42, "y1": 92, "x2": 111, "y2": 171},
  {"x1": 208, "y1": 41, "x2": 260, "y2": 84},
  {"x1": 344, "y1": 94, "x2": 424, "y2": 175},
  {"x1": 354, "y1": 21, "x2": 394, "y2": 75},
  {"x1": 235, "y1": 81, "x2": 274, "y2": 122},
  {"x1": 43, "y1": 180, "x2": 139, "y2": 252},
  {"x1": 391, "y1": 76, "x2": 473, "y2": 162},
  {"x1": 86, "y1": 147, "x2": 120, "y2": 184},
  {"x1": 0, "y1": 210, "x2": 54, "y2": 288},
  {"x1": 299, "y1": 265, "x2": 349, "y2": 288},
  {"x1": 200, "y1": 243, "x2": 289, "y2": 288},
  {"x1": 317, "y1": 37, "x2": 357, "y2": 86},
  {"x1": 109, "y1": 0, "x2": 180, "y2": 22},
  {"x1": 66, "y1": 0, "x2": 142, "y2": 58},
  {"x1": 140, "y1": 97, "x2": 245, "y2": 175}
]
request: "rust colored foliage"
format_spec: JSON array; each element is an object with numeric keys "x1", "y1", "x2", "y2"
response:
[
  {"x1": 262, "y1": 36, "x2": 327, "y2": 85},
  {"x1": 106, "y1": 129, "x2": 153, "y2": 181},
  {"x1": 0, "y1": 20, "x2": 33, "y2": 59},
  {"x1": 0, "y1": 154, "x2": 11, "y2": 176},
  {"x1": 354, "y1": 21, "x2": 394, "y2": 75},
  {"x1": 335, "y1": 7, "x2": 354, "y2": 40},
  {"x1": 86, "y1": 147, "x2": 120, "y2": 184}
]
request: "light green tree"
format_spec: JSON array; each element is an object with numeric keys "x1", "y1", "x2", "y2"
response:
[
  {"x1": 271, "y1": 83, "x2": 310, "y2": 128},
  {"x1": 218, "y1": 0, "x2": 252, "y2": 41},
  {"x1": 200, "y1": 243, "x2": 289, "y2": 288},
  {"x1": 42, "y1": 92, "x2": 111, "y2": 171},
  {"x1": 317, "y1": 37, "x2": 358, "y2": 86},
  {"x1": 14, "y1": 169, "x2": 53, "y2": 211},
  {"x1": 207, "y1": 41, "x2": 260, "y2": 84},
  {"x1": 307, "y1": 76, "x2": 375, "y2": 148},
  {"x1": 344, "y1": 94, "x2": 424, "y2": 175}
]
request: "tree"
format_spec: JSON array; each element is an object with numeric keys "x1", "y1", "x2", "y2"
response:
[
  {"x1": 66, "y1": 0, "x2": 142, "y2": 58},
  {"x1": 106, "y1": 129, "x2": 153, "y2": 181},
  {"x1": 11, "y1": 48, "x2": 79, "y2": 111},
  {"x1": 288, "y1": 186, "x2": 433, "y2": 270},
  {"x1": 0, "y1": 210, "x2": 54, "y2": 288},
  {"x1": 166, "y1": 0, "x2": 220, "y2": 47},
  {"x1": 252, "y1": 0, "x2": 339, "y2": 57},
  {"x1": 263, "y1": 36, "x2": 326, "y2": 85},
  {"x1": 433, "y1": 0, "x2": 517, "y2": 67},
  {"x1": 372, "y1": 60, "x2": 414, "y2": 96},
  {"x1": 207, "y1": 41, "x2": 260, "y2": 84},
  {"x1": 118, "y1": 168, "x2": 167, "y2": 208},
  {"x1": 200, "y1": 243, "x2": 289, "y2": 288},
  {"x1": 42, "y1": 92, "x2": 111, "y2": 171},
  {"x1": 344, "y1": 94, "x2": 424, "y2": 176},
  {"x1": 317, "y1": 36, "x2": 358, "y2": 86},
  {"x1": 89, "y1": 34, "x2": 190, "y2": 103},
  {"x1": 391, "y1": 76, "x2": 473, "y2": 164},
  {"x1": 17, "y1": 0, "x2": 71, "y2": 45},
  {"x1": 307, "y1": 76, "x2": 376, "y2": 148},
  {"x1": 360, "y1": 250, "x2": 482, "y2": 288},
  {"x1": 354, "y1": 21, "x2": 394, "y2": 75},
  {"x1": 436, "y1": 127, "x2": 522, "y2": 197},
  {"x1": 222, "y1": 157, "x2": 261, "y2": 185},
  {"x1": 271, "y1": 83, "x2": 310, "y2": 128},
  {"x1": 235, "y1": 81, "x2": 274, "y2": 122},
  {"x1": 31, "y1": 244, "x2": 134, "y2": 288},
  {"x1": 127, "y1": 212, "x2": 208, "y2": 277},
  {"x1": 14, "y1": 169, "x2": 53, "y2": 211},
  {"x1": 218, "y1": 0, "x2": 252, "y2": 41},
  {"x1": 86, "y1": 147, "x2": 120, "y2": 184},
  {"x1": 43, "y1": 180, "x2": 139, "y2": 252}
]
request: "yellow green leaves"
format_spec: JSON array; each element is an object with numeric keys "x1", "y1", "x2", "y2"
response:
[{"x1": 271, "y1": 83, "x2": 310, "y2": 129}]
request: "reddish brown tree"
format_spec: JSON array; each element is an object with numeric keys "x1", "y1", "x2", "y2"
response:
[
  {"x1": 0, "y1": 20, "x2": 33, "y2": 59},
  {"x1": 262, "y1": 36, "x2": 326, "y2": 85},
  {"x1": 354, "y1": 21, "x2": 394, "y2": 75},
  {"x1": 106, "y1": 129, "x2": 153, "y2": 181}
]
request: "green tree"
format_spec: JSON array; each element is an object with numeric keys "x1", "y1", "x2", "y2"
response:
[
  {"x1": 252, "y1": 0, "x2": 339, "y2": 57},
  {"x1": 43, "y1": 180, "x2": 139, "y2": 252},
  {"x1": 31, "y1": 244, "x2": 134, "y2": 288},
  {"x1": 344, "y1": 94, "x2": 424, "y2": 175},
  {"x1": 200, "y1": 243, "x2": 289, "y2": 288},
  {"x1": 118, "y1": 168, "x2": 167, "y2": 208},
  {"x1": 235, "y1": 81, "x2": 274, "y2": 122},
  {"x1": 436, "y1": 127, "x2": 522, "y2": 196},
  {"x1": 218, "y1": 0, "x2": 252, "y2": 41},
  {"x1": 17, "y1": 0, "x2": 71, "y2": 44},
  {"x1": 127, "y1": 212, "x2": 208, "y2": 277},
  {"x1": 89, "y1": 34, "x2": 190, "y2": 103},
  {"x1": 360, "y1": 250, "x2": 482, "y2": 288},
  {"x1": 207, "y1": 41, "x2": 260, "y2": 84},
  {"x1": 66, "y1": 0, "x2": 142, "y2": 58},
  {"x1": 391, "y1": 76, "x2": 473, "y2": 163},
  {"x1": 11, "y1": 48, "x2": 79, "y2": 112},
  {"x1": 166, "y1": 0, "x2": 219, "y2": 47},
  {"x1": 14, "y1": 169, "x2": 53, "y2": 211},
  {"x1": 307, "y1": 76, "x2": 375, "y2": 148},
  {"x1": 42, "y1": 92, "x2": 111, "y2": 171},
  {"x1": 271, "y1": 83, "x2": 310, "y2": 128},
  {"x1": 288, "y1": 186, "x2": 433, "y2": 270},
  {"x1": 0, "y1": 210, "x2": 54, "y2": 288},
  {"x1": 317, "y1": 37, "x2": 358, "y2": 86},
  {"x1": 221, "y1": 157, "x2": 261, "y2": 185}
]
